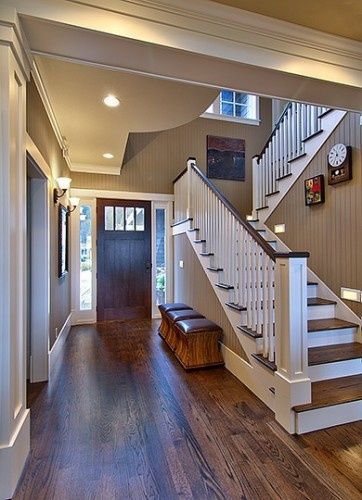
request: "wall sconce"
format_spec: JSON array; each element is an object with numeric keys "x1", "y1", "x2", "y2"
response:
[
  {"x1": 68, "y1": 197, "x2": 80, "y2": 215},
  {"x1": 54, "y1": 177, "x2": 72, "y2": 204}
]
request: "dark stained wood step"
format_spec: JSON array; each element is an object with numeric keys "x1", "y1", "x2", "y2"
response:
[
  {"x1": 257, "y1": 205, "x2": 269, "y2": 211},
  {"x1": 226, "y1": 302, "x2": 246, "y2": 312},
  {"x1": 307, "y1": 297, "x2": 336, "y2": 307},
  {"x1": 276, "y1": 172, "x2": 293, "y2": 181},
  {"x1": 171, "y1": 217, "x2": 193, "y2": 227},
  {"x1": 200, "y1": 252, "x2": 214, "y2": 257},
  {"x1": 207, "y1": 267, "x2": 223, "y2": 272},
  {"x1": 257, "y1": 229, "x2": 267, "y2": 233},
  {"x1": 188, "y1": 227, "x2": 199, "y2": 232},
  {"x1": 252, "y1": 353, "x2": 277, "y2": 372},
  {"x1": 318, "y1": 108, "x2": 333, "y2": 118},
  {"x1": 288, "y1": 152, "x2": 307, "y2": 163},
  {"x1": 269, "y1": 387, "x2": 275, "y2": 395},
  {"x1": 293, "y1": 374, "x2": 362, "y2": 413},
  {"x1": 308, "y1": 342, "x2": 362, "y2": 366},
  {"x1": 237, "y1": 325, "x2": 262, "y2": 339},
  {"x1": 301, "y1": 129, "x2": 324, "y2": 142},
  {"x1": 215, "y1": 283, "x2": 234, "y2": 290},
  {"x1": 246, "y1": 218, "x2": 259, "y2": 223},
  {"x1": 194, "y1": 239, "x2": 206, "y2": 243},
  {"x1": 308, "y1": 318, "x2": 358, "y2": 333},
  {"x1": 265, "y1": 191, "x2": 280, "y2": 197},
  {"x1": 307, "y1": 281, "x2": 318, "y2": 286}
]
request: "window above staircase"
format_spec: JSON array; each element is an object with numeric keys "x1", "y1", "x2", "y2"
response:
[{"x1": 202, "y1": 90, "x2": 260, "y2": 125}]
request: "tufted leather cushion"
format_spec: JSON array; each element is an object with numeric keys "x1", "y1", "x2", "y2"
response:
[
  {"x1": 158, "y1": 303, "x2": 192, "y2": 313},
  {"x1": 168, "y1": 309, "x2": 204, "y2": 323},
  {"x1": 176, "y1": 318, "x2": 222, "y2": 334}
]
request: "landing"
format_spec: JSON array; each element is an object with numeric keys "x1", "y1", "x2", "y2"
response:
[{"x1": 15, "y1": 320, "x2": 361, "y2": 499}]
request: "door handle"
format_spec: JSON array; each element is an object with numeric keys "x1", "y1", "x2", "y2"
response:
[{"x1": 145, "y1": 261, "x2": 152, "y2": 270}]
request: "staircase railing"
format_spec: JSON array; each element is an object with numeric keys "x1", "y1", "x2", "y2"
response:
[
  {"x1": 190, "y1": 162, "x2": 277, "y2": 362},
  {"x1": 173, "y1": 159, "x2": 311, "y2": 432},
  {"x1": 253, "y1": 102, "x2": 330, "y2": 212}
]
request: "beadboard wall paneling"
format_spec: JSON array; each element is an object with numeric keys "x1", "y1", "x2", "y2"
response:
[
  {"x1": 72, "y1": 98, "x2": 272, "y2": 218},
  {"x1": 27, "y1": 77, "x2": 72, "y2": 348},
  {"x1": 267, "y1": 112, "x2": 362, "y2": 317},
  {"x1": 174, "y1": 233, "x2": 247, "y2": 359}
]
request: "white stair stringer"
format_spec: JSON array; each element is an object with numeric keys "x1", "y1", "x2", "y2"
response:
[
  {"x1": 173, "y1": 220, "x2": 276, "y2": 414},
  {"x1": 256, "y1": 110, "x2": 347, "y2": 224}
]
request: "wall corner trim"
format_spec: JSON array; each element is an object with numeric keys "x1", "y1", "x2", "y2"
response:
[{"x1": 48, "y1": 312, "x2": 73, "y2": 371}]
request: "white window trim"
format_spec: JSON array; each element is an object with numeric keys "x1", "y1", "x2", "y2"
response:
[
  {"x1": 70, "y1": 190, "x2": 174, "y2": 324},
  {"x1": 201, "y1": 93, "x2": 260, "y2": 125}
]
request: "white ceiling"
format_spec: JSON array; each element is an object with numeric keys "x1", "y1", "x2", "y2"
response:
[{"x1": 35, "y1": 56, "x2": 218, "y2": 174}]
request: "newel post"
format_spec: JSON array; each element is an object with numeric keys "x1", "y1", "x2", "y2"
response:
[
  {"x1": 274, "y1": 252, "x2": 311, "y2": 434},
  {"x1": 186, "y1": 157, "x2": 196, "y2": 220},
  {"x1": 251, "y1": 155, "x2": 259, "y2": 220}
]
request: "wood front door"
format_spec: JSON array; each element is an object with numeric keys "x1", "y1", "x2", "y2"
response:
[{"x1": 97, "y1": 199, "x2": 152, "y2": 321}]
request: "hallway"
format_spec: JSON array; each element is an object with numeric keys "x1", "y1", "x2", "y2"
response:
[{"x1": 15, "y1": 321, "x2": 361, "y2": 499}]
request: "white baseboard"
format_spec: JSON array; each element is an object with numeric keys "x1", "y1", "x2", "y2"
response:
[
  {"x1": 295, "y1": 400, "x2": 362, "y2": 434},
  {"x1": 0, "y1": 410, "x2": 30, "y2": 499},
  {"x1": 221, "y1": 343, "x2": 275, "y2": 413},
  {"x1": 49, "y1": 312, "x2": 73, "y2": 371}
]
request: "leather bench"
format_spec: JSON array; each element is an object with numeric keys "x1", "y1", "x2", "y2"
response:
[
  {"x1": 165, "y1": 309, "x2": 205, "y2": 351},
  {"x1": 158, "y1": 303, "x2": 192, "y2": 340},
  {"x1": 174, "y1": 318, "x2": 224, "y2": 370}
]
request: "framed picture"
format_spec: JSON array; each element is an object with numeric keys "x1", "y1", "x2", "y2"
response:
[
  {"x1": 58, "y1": 204, "x2": 69, "y2": 278},
  {"x1": 207, "y1": 135, "x2": 245, "y2": 181},
  {"x1": 304, "y1": 175, "x2": 325, "y2": 206}
]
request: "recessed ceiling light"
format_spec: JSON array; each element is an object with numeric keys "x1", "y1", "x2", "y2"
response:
[
  {"x1": 103, "y1": 94, "x2": 120, "y2": 107},
  {"x1": 103, "y1": 153, "x2": 114, "y2": 159}
]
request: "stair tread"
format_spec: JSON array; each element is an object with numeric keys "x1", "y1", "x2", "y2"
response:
[
  {"x1": 237, "y1": 325, "x2": 262, "y2": 339},
  {"x1": 307, "y1": 297, "x2": 337, "y2": 306},
  {"x1": 308, "y1": 318, "x2": 358, "y2": 332},
  {"x1": 293, "y1": 374, "x2": 362, "y2": 413},
  {"x1": 226, "y1": 302, "x2": 246, "y2": 311},
  {"x1": 207, "y1": 267, "x2": 223, "y2": 272},
  {"x1": 252, "y1": 353, "x2": 277, "y2": 371},
  {"x1": 309, "y1": 342, "x2": 362, "y2": 366},
  {"x1": 307, "y1": 281, "x2": 318, "y2": 286},
  {"x1": 200, "y1": 252, "x2": 214, "y2": 256},
  {"x1": 188, "y1": 228, "x2": 199, "y2": 232},
  {"x1": 215, "y1": 283, "x2": 234, "y2": 290},
  {"x1": 194, "y1": 239, "x2": 206, "y2": 243}
]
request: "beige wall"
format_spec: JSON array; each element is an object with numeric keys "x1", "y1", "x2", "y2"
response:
[
  {"x1": 72, "y1": 97, "x2": 272, "y2": 218},
  {"x1": 174, "y1": 233, "x2": 247, "y2": 359},
  {"x1": 267, "y1": 112, "x2": 362, "y2": 317},
  {"x1": 27, "y1": 77, "x2": 72, "y2": 348}
]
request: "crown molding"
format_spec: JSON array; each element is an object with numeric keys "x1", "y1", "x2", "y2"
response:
[
  {"x1": 71, "y1": 163, "x2": 121, "y2": 175},
  {"x1": 8, "y1": 0, "x2": 362, "y2": 88},
  {"x1": 70, "y1": 187, "x2": 174, "y2": 201},
  {"x1": 31, "y1": 60, "x2": 73, "y2": 172}
]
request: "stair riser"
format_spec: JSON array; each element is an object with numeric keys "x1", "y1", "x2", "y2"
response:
[
  {"x1": 295, "y1": 400, "x2": 362, "y2": 434},
  {"x1": 307, "y1": 285, "x2": 318, "y2": 298},
  {"x1": 308, "y1": 327, "x2": 358, "y2": 347},
  {"x1": 307, "y1": 304, "x2": 335, "y2": 320},
  {"x1": 309, "y1": 359, "x2": 362, "y2": 382}
]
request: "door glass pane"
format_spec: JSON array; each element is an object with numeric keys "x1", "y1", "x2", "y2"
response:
[
  {"x1": 115, "y1": 207, "x2": 124, "y2": 230},
  {"x1": 80, "y1": 205, "x2": 92, "y2": 310},
  {"x1": 135, "y1": 207, "x2": 145, "y2": 231},
  {"x1": 104, "y1": 206, "x2": 114, "y2": 231},
  {"x1": 125, "y1": 207, "x2": 135, "y2": 231},
  {"x1": 156, "y1": 208, "x2": 166, "y2": 305}
]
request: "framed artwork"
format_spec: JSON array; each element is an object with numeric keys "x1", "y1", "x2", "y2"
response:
[
  {"x1": 58, "y1": 204, "x2": 69, "y2": 278},
  {"x1": 207, "y1": 135, "x2": 245, "y2": 181},
  {"x1": 304, "y1": 175, "x2": 325, "y2": 206}
]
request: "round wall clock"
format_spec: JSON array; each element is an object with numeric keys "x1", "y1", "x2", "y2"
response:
[{"x1": 327, "y1": 143, "x2": 352, "y2": 185}]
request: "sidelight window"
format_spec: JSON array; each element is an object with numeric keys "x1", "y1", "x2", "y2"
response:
[
  {"x1": 155, "y1": 208, "x2": 166, "y2": 305},
  {"x1": 80, "y1": 205, "x2": 92, "y2": 310}
]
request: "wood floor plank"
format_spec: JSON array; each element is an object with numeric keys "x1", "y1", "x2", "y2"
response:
[{"x1": 14, "y1": 320, "x2": 362, "y2": 499}]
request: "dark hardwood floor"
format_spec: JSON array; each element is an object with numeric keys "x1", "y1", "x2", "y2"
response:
[{"x1": 15, "y1": 320, "x2": 362, "y2": 499}]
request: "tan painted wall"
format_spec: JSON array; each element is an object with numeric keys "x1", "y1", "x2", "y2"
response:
[
  {"x1": 267, "y1": 112, "x2": 362, "y2": 317},
  {"x1": 27, "y1": 77, "x2": 72, "y2": 348},
  {"x1": 174, "y1": 233, "x2": 247, "y2": 359},
  {"x1": 72, "y1": 97, "x2": 272, "y2": 218}
]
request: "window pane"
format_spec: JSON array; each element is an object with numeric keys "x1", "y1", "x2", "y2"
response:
[
  {"x1": 156, "y1": 208, "x2": 166, "y2": 305},
  {"x1": 221, "y1": 103, "x2": 233, "y2": 116},
  {"x1": 135, "y1": 208, "x2": 145, "y2": 231},
  {"x1": 125, "y1": 207, "x2": 135, "y2": 231},
  {"x1": 115, "y1": 207, "x2": 124, "y2": 230},
  {"x1": 104, "y1": 206, "x2": 114, "y2": 231},
  {"x1": 80, "y1": 205, "x2": 92, "y2": 311},
  {"x1": 235, "y1": 92, "x2": 248, "y2": 105},
  {"x1": 221, "y1": 90, "x2": 233, "y2": 102},
  {"x1": 235, "y1": 104, "x2": 249, "y2": 118}
]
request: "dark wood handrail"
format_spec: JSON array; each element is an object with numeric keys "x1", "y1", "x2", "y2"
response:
[
  {"x1": 257, "y1": 101, "x2": 292, "y2": 161},
  {"x1": 191, "y1": 165, "x2": 277, "y2": 261},
  {"x1": 172, "y1": 167, "x2": 188, "y2": 184}
]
